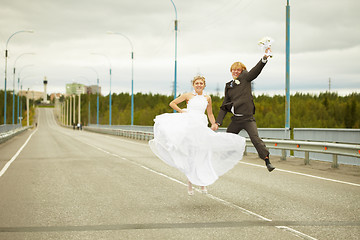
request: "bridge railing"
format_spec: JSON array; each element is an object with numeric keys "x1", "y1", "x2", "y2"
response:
[
  {"x1": 0, "y1": 124, "x2": 31, "y2": 144},
  {"x1": 0, "y1": 124, "x2": 22, "y2": 133},
  {"x1": 84, "y1": 125, "x2": 360, "y2": 168},
  {"x1": 261, "y1": 139, "x2": 359, "y2": 168}
]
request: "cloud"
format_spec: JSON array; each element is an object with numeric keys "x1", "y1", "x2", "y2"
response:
[{"x1": 0, "y1": 0, "x2": 359, "y2": 96}]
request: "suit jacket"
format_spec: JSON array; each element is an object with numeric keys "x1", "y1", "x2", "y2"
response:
[{"x1": 216, "y1": 58, "x2": 267, "y2": 125}]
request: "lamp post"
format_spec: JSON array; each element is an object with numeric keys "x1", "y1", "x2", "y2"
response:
[
  {"x1": 86, "y1": 67, "x2": 100, "y2": 125},
  {"x1": 70, "y1": 96, "x2": 73, "y2": 126},
  {"x1": 170, "y1": 0, "x2": 178, "y2": 112},
  {"x1": 107, "y1": 31, "x2": 134, "y2": 125},
  {"x1": 75, "y1": 76, "x2": 91, "y2": 126},
  {"x1": 91, "y1": 53, "x2": 112, "y2": 126},
  {"x1": 26, "y1": 88, "x2": 29, "y2": 127},
  {"x1": 18, "y1": 76, "x2": 37, "y2": 123},
  {"x1": 3, "y1": 30, "x2": 34, "y2": 125},
  {"x1": 18, "y1": 67, "x2": 35, "y2": 123},
  {"x1": 285, "y1": 0, "x2": 291, "y2": 137},
  {"x1": 66, "y1": 98, "x2": 69, "y2": 126},
  {"x1": 13, "y1": 53, "x2": 35, "y2": 124},
  {"x1": 77, "y1": 88, "x2": 81, "y2": 127},
  {"x1": 73, "y1": 94, "x2": 76, "y2": 125}
]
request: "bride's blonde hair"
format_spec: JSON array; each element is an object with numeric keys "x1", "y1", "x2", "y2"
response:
[{"x1": 191, "y1": 75, "x2": 206, "y2": 87}]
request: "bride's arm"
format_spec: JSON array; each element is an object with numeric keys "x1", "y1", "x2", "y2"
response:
[
  {"x1": 169, "y1": 93, "x2": 188, "y2": 113},
  {"x1": 206, "y1": 96, "x2": 218, "y2": 130}
]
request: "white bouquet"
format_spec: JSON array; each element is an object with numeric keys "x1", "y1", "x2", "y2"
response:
[{"x1": 258, "y1": 37, "x2": 274, "y2": 58}]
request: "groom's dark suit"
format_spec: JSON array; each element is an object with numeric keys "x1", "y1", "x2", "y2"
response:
[{"x1": 216, "y1": 58, "x2": 270, "y2": 161}]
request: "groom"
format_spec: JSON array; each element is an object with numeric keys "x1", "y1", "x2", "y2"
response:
[{"x1": 212, "y1": 54, "x2": 275, "y2": 172}]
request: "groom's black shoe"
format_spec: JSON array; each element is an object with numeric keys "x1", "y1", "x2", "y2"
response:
[
  {"x1": 264, "y1": 155, "x2": 275, "y2": 172},
  {"x1": 266, "y1": 163, "x2": 275, "y2": 172}
]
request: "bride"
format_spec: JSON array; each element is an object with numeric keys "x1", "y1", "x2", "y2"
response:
[{"x1": 149, "y1": 75, "x2": 246, "y2": 195}]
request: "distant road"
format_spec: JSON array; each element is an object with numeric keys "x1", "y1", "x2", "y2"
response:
[{"x1": 0, "y1": 108, "x2": 359, "y2": 240}]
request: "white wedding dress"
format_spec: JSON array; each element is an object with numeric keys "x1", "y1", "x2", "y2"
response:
[{"x1": 149, "y1": 94, "x2": 246, "y2": 186}]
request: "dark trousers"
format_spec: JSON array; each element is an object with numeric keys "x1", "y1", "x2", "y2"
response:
[{"x1": 226, "y1": 115, "x2": 269, "y2": 160}]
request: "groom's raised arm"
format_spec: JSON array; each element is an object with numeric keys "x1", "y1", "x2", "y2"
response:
[{"x1": 246, "y1": 57, "x2": 268, "y2": 82}]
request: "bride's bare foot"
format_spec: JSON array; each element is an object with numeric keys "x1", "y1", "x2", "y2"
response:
[
  {"x1": 201, "y1": 186, "x2": 208, "y2": 194},
  {"x1": 188, "y1": 181, "x2": 194, "y2": 195}
]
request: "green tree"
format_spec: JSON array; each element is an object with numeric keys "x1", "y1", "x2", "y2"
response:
[{"x1": 76, "y1": 91, "x2": 360, "y2": 129}]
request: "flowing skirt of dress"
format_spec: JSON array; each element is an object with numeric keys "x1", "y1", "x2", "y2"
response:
[{"x1": 149, "y1": 112, "x2": 246, "y2": 186}]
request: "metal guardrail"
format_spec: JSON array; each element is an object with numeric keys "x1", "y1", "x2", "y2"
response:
[
  {"x1": 0, "y1": 124, "x2": 22, "y2": 133},
  {"x1": 261, "y1": 139, "x2": 360, "y2": 168},
  {"x1": 84, "y1": 126, "x2": 360, "y2": 168},
  {"x1": 85, "y1": 126, "x2": 154, "y2": 141},
  {"x1": 0, "y1": 125, "x2": 32, "y2": 144}
]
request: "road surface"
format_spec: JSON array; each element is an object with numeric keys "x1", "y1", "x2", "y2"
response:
[{"x1": 0, "y1": 108, "x2": 359, "y2": 239}]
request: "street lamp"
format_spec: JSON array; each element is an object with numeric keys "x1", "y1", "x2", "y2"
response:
[
  {"x1": 170, "y1": 0, "x2": 178, "y2": 112},
  {"x1": 91, "y1": 53, "x2": 112, "y2": 126},
  {"x1": 86, "y1": 67, "x2": 100, "y2": 125},
  {"x1": 13, "y1": 52, "x2": 35, "y2": 124},
  {"x1": 75, "y1": 76, "x2": 91, "y2": 126},
  {"x1": 107, "y1": 31, "x2": 135, "y2": 125},
  {"x1": 285, "y1": 0, "x2": 291, "y2": 137},
  {"x1": 20, "y1": 76, "x2": 41, "y2": 124},
  {"x1": 3, "y1": 30, "x2": 34, "y2": 125},
  {"x1": 17, "y1": 64, "x2": 35, "y2": 124}
]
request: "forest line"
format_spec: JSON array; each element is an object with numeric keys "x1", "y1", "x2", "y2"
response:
[{"x1": 1, "y1": 91, "x2": 359, "y2": 129}]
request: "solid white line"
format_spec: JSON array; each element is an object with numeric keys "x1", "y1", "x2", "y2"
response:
[
  {"x1": 0, "y1": 128, "x2": 37, "y2": 178},
  {"x1": 80, "y1": 140, "x2": 317, "y2": 240},
  {"x1": 82, "y1": 131, "x2": 360, "y2": 188},
  {"x1": 276, "y1": 226, "x2": 318, "y2": 240},
  {"x1": 240, "y1": 162, "x2": 360, "y2": 187},
  {"x1": 204, "y1": 193, "x2": 272, "y2": 222},
  {"x1": 0, "y1": 110, "x2": 41, "y2": 178}
]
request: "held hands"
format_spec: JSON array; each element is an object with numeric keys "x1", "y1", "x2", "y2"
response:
[{"x1": 211, "y1": 123, "x2": 219, "y2": 131}]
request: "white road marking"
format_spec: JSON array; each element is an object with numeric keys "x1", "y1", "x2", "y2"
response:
[
  {"x1": 240, "y1": 162, "x2": 360, "y2": 187},
  {"x1": 81, "y1": 140, "x2": 318, "y2": 240},
  {"x1": 83, "y1": 131, "x2": 360, "y2": 187},
  {"x1": 276, "y1": 226, "x2": 318, "y2": 240},
  {"x1": 47, "y1": 108, "x2": 360, "y2": 188},
  {"x1": 0, "y1": 117, "x2": 39, "y2": 178},
  {"x1": 25, "y1": 110, "x2": 349, "y2": 239}
]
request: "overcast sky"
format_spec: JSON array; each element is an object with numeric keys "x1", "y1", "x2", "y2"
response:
[{"x1": 1, "y1": 0, "x2": 359, "y2": 96}]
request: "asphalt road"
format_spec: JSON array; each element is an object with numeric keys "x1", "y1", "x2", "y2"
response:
[{"x1": 0, "y1": 108, "x2": 359, "y2": 240}]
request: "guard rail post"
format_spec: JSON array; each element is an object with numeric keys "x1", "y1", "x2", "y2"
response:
[
  {"x1": 281, "y1": 149, "x2": 287, "y2": 161},
  {"x1": 304, "y1": 151, "x2": 310, "y2": 165},
  {"x1": 332, "y1": 155, "x2": 338, "y2": 168}
]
